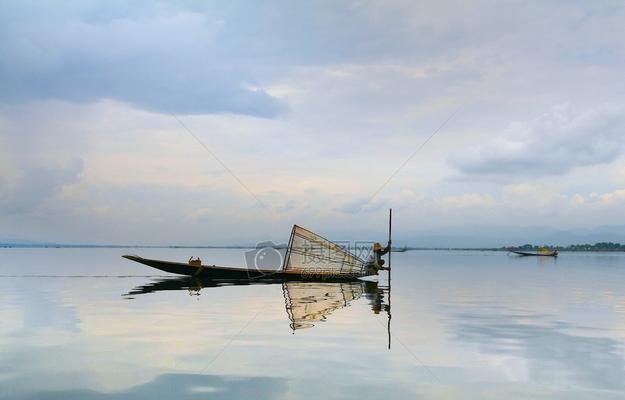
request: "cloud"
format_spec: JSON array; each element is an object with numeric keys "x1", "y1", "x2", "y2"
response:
[
  {"x1": 3, "y1": 0, "x2": 590, "y2": 119},
  {"x1": 501, "y1": 183, "x2": 567, "y2": 209},
  {"x1": 0, "y1": 159, "x2": 84, "y2": 215},
  {"x1": 451, "y1": 104, "x2": 625, "y2": 178},
  {"x1": 436, "y1": 193, "x2": 495, "y2": 208},
  {"x1": 0, "y1": 3, "x2": 284, "y2": 117},
  {"x1": 339, "y1": 197, "x2": 388, "y2": 214},
  {"x1": 2, "y1": 2, "x2": 625, "y2": 243},
  {"x1": 598, "y1": 189, "x2": 625, "y2": 205},
  {"x1": 1, "y1": 0, "x2": 481, "y2": 118}
]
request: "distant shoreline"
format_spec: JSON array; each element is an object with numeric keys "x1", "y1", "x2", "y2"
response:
[
  {"x1": 0, "y1": 244, "x2": 258, "y2": 249},
  {"x1": 1, "y1": 244, "x2": 624, "y2": 252}
]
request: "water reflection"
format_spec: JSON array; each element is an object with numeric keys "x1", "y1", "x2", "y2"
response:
[
  {"x1": 8, "y1": 249, "x2": 625, "y2": 399},
  {"x1": 282, "y1": 281, "x2": 388, "y2": 330},
  {"x1": 24, "y1": 373, "x2": 288, "y2": 400},
  {"x1": 124, "y1": 278, "x2": 390, "y2": 332},
  {"x1": 451, "y1": 311, "x2": 625, "y2": 391}
]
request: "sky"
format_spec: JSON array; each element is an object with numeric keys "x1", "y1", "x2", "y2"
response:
[{"x1": 1, "y1": 0, "x2": 625, "y2": 245}]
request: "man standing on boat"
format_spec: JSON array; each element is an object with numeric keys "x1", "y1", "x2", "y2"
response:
[{"x1": 366, "y1": 242, "x2": 391, "y2": 274}]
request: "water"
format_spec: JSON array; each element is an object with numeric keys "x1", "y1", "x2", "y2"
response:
[{"x1": 2, "y1": 248, "x2": 625, "y2": 399}]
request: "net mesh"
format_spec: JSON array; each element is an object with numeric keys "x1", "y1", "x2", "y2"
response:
[
  {"x1": 283, "y1": 225, "x2": 366, "y2": 276},
  {"x1": 282, "y1": 282, "x2": 365, "y2": 330}
]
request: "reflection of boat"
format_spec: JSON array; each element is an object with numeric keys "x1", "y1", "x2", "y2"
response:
[
  {"x1": 123, "y1": 278, "x2": 389, "y2": 332},
  {"x1": 283, "y1": 281, "x2": 376, "y2": 330},
  {"x1": 123, "y1": 277, "x2": 245, "y2": 297},
  {"x1": 123, "y1": 225, "x2": 376, "y2": 281}
]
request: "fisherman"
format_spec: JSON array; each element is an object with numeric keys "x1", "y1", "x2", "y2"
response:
[{"x1": 366, "y1": 241, "x2": 390, "y2": 274}]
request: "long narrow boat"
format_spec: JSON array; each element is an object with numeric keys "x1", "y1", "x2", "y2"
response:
[
  {"x1": 122, "y1": 254, "x2": 365, "y2": 281},
  {"x1": 123, "y1": 225, "x2": 380, "y2": 282},
  {"x1": 509, "y1": 249, "x2": 558, "y2": 257}
]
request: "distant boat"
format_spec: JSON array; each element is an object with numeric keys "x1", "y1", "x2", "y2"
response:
[{"x1": 508, "y1": 248, "x2": 558, "y2": 257}]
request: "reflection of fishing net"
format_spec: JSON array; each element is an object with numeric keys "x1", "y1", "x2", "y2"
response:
[
  {"x1": 282, "y1": 282, "x2": 365, "y2": 330},
  {"x1": 282, "y1": 225, "x2": 366, "y2": 276}
]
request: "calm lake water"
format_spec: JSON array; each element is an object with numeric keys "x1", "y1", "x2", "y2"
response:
[{"x1": 2, "y1": 248, "x2": 625, "y2": 399}]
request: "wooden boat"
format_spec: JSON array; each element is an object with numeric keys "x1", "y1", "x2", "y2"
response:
[
  {"x1": 122, "y1": 254, "x2": 367, "y2": 282},
  {"x1": 123, "y1": 224, "x2": 383, "y2": 282},
  {"x1": 509, "y1": 249, "x2": 558, "y2": 257}
]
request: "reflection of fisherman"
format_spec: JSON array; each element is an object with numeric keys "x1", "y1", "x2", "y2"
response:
[{"x1": 366, "y1": 242, "x2": 390, "y2": 274}]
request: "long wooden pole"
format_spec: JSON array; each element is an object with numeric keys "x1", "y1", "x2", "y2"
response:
[
  {"x1": 388, "y1": 208, "x2": 392, "y2": 270},
  {"x1": 387, "y1": 208, "x2": 392, "y2": 349}
]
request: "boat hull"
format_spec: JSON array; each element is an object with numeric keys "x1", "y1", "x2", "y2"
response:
[
  {"x1": 123, "y1": 255, "x2": 370, "y2": 282},
  {"x1": 509, "y1": 250, "x2": 558, "y2": 257}
]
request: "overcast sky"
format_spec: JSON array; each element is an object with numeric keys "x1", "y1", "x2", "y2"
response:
[{"x1": 1, "y1": 1, "x2": 625, "y2": 245}]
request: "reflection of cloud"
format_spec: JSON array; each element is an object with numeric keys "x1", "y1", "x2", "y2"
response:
[
  {"x1": 19, "y1": 373, "x2": 287, "y2": 400},
  {"x1": 450, "y1": 312, "x2": 625, "y2": 391},
  {"x1": 8, "y1": 280, "x2": 80, "y2": 333},
  {"x1": 14, "y1": 372, "x2": 422, "y2": 400}
]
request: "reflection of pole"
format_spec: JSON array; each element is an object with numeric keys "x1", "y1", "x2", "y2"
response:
[
  {"x1": 282, "y1": 282, "x2": 296, "y2": 333},
  {"x1": 388, "y1": 208, "x2": 392, "y2": 350}
]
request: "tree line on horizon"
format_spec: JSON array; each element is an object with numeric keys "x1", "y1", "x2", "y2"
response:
[{"x1": 509, "y1": 242, "x2": 625, "y2": 252}]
